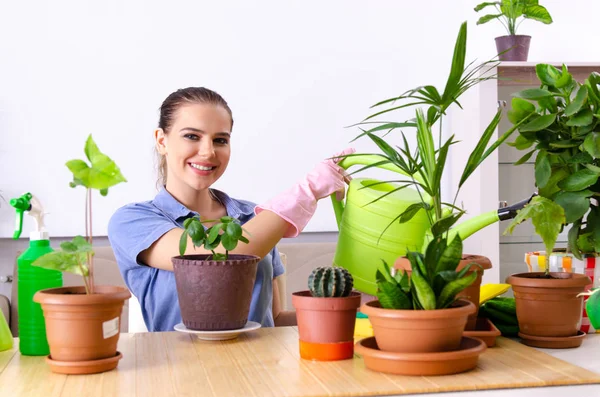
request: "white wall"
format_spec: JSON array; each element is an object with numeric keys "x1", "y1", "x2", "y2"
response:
[{"x1": 0, "y1": 0, "x2": 598, "y2": 239}]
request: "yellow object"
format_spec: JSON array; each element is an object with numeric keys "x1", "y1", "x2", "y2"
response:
[
  {"x1": 479, "y1": 283, "x2": 511, "y2": 304},
  {"x1": 354, "y1": 318, "x2": 373, "y2": 338}
]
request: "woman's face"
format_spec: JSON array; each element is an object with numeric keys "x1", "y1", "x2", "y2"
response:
[{"x1": 156, "y1": 103, "x2": 232, "y2": 193}]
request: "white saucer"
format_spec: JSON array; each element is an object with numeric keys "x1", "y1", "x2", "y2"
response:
[{"x1": 174, "y1": 321, "x2": 261, "y2": 341}]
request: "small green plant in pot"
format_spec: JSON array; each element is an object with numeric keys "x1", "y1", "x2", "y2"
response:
[
  {"x1": 173, "y1": 215, "x2": 260, "y2": 331},
  {"x1": 503, "y1": 63, "x2": 595, "y2": 343},
  {"x1": 475, "y1": 0, "x2": 553, "y2": 61},
  {"x1": 32, "y1": 134, "x2": 130, "y2": 374},
  {"x1": 292, "y1": 266, "x2": 361, "y2": 361}
]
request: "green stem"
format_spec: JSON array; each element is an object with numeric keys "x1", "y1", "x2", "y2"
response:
[{"x1": 77, "y1": 258, "x2": 90, "y2": 295}]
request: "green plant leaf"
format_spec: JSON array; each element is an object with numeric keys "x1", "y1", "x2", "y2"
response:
[
  {"x1": 514, "y1": 88, "x2": 554, "y2": 100},
  {"x1": 554, "y1": 65, "x2": 573, "y2": 89},
  {"x1": 398, "y1": 202, "x2": 430, "y2": 224},
  {"x1": 207, "y1": 224, "x2": 222, "y2": 244},
  {"x1": 179, "y1": 230, "x2": 188, "y2": 255},
  {"x1": 557, "y1": 169, "x2": 599, "y2": 191},
  {"x1": 476, "y1": 13, "x2": 503, "y2": 24},
  {"x1": 436, "y1": 271, "x2": 478, "y2": 309},
  {"x1": 549, "y1": 140, "x2": 580, "y2": 149},
  {"x1": 564, "y1": 86, "x2": 588, "y2": 116},
  {"x1": 441, "y1": 22, "x2": 467, "y2": 104},
  {"x1": 536, "y1": 64, "x2": 561, "y2": 87},
  {"x1": 226, "y1": 222, "x2": 243, "y2": 239},
  {"x1": 523, "y1": 5, "x2": 553, "y2": 24},
  {"x1": 538, "y1": 168, "x2": 568, "y2": 198},
  {"x1": 568, "y1": 152, "x2": 594, "y2": 164},
  {"x1": 434, "y1": 234, "x2": 463, "y2": 273},
  {"x1": 508, "y1": 97, "x2": 536, "y2": 124},
  {"x1": 566, "y1": 109, "x2": 594, "y2": 127},
  {"x1": 507, "y1": 134, "x2": 534, "y2": 150},
  {"x1": 534, "y1": 150, "x2": 551, "y2": 188},
  {"x1": 568, "y1": 219, "x2": 583, "y2": 260},
  {"x1": 32, "y1": 251, "x2": 89, "y2": 276},
  {"x1": 221, "y1": 233, "x2": 238, "y2": 251},
  {"x1": 519, "y1": 114, "x2": 556, "y2": 132},
  {"x1": 377, "y1": 280, "x2": 412, "y2": 310},
  {"x1": 431, "y1": 212, "x2": 464, "y2": 237},
  {"x1": 554, "y1": 191, "x2": 592, "y2": 223},
  {"x1": 239, "y1": 235, "x2": 249, "y2": 244},
  {"x1": 514, "y1": 150, "x2": 535, "y2": 165},
  {"x1": 474, "y1": 2, "x2": 500, "y2": 12},
  {"x1": 504, "y1": 196, "x2": 565, "y2": 256},
  {"x1": 537, "y1": 95, "x2": 558, "y2": 113}
]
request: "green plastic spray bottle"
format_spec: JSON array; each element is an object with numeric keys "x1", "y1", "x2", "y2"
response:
[{"x1": 10, "y1": 192, "x2": 62, "y2": 356}]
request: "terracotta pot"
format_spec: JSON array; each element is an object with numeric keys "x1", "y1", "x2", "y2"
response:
[
  {"x1": 361, "y1": 299, "x2": 476, "y2": 353},
  {"x1": 172, "y1": 254, "x2": 260, "y2": 331},
  {"x1": 394, "y1": 254, "x2": 491, "y2": 330},
  {"x1": 292, "y1": 291, "x2": 361, "y2": 361},
  {"x1": 33, "y1": 285, "x2": 130, "y2": 362},
  {"x1": 506, "y1": 272, "x2": 592, "y2": 337},
  {"x1": 495, "y1": 35, "x2": 531, "y2": 61}
]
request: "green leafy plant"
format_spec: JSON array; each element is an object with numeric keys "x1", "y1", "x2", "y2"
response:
[
  {"x1": 32, "y1": 135, "x2": 127, "y2": 294},
  {"x1": 179, "y1": 215, "x2": 249, "y2": 261},
  {"x1": 307, "y1": 267, "x2": 353, "y2": 297},
  {"x1": 375, "y1": 235, "x2": 479, "y2": 310},
  {"x1": 504, "y1": 64, "x2": 600, "y2": 267},
  {"x1": 475, "y1": 0, "x2": 553, "y2": 36},
  {"x1": 348, "y1": 21, "x2": 533, "y2": 240}
]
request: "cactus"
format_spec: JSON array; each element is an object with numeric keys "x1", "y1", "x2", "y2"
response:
[{"x1": 308, "y1": 267, "x2": 354, "y2": 297}]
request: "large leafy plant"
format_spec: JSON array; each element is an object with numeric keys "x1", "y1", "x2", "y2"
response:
[
  {"x1": 349, "y1": 21, "x2": 532, "y2": 241},
  {"x1": 33, "y1": 135, "x2": 127, "y2": 294},
  {"x1": 504, "y1": 64, "x2": 600, "y2": 267},
  {"x1": 179, "y1": 215, "x2": 249, "y2": 261},
  {"x1": 376, "y1": 235, "x2": 479, "y2": 310},
  {"x1": 475, "y1": 0, "x2": 553, "y2": 36}
]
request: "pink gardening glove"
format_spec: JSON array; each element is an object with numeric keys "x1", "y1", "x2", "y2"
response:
[{"x1": 255, "y1": 148, "x2": 355, "y2": 237}]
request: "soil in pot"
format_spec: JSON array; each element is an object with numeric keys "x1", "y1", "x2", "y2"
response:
[
  {"x1": 495, "y1": 35, "x2": 531, "y2": 61},
  {"x1": 361, "y1": 299, "x2": 476, "y2": 353},
  {"x1": 507, "y1": 272, "x2": 591, "y2": 338},
  {"x1": 292, "y1": 291, "x2": 361, "y2": 361},
  {"x1": 395, "y1": 254, "x2": 491, "y2": 330},
  {"x1": 172, "y1": 254, "x2": 260, "y2": 331},
  {"x1": 33, "y1": 285, "x2": 130, "y2": 364}
]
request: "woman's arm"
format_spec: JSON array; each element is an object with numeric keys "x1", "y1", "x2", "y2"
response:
[{"x1": 139, "y1": 210, "x2": 288, "y2": 271}]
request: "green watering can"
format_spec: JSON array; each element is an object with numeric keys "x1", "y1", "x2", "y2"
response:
[{"x1": 330, "y1": 154, "x2": 534, "y2": 296}]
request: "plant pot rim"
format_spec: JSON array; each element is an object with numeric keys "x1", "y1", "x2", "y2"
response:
[
  {"x1": 507, "y1": 272, "x2": 592, "y2": 288},
  {"x1": 172, "y1": 254, "x2": 261, "y2": 265},
  {"x1": 361, "y1": 298, "x2": 475, "y2": 319},
  {"x1": 495, "y1": 34, "x2": 531, "y2": 39},
  {"x1": 34, "y1": 285, "x2": 131, "y2": 305},
  {"x1": 292, "y1": 290, "x2": 361, "y2": 311}
]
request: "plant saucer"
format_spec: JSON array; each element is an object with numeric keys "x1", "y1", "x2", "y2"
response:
[
  {"x1": 518, "y1": 330, "x2": 586, "y2": 349},
  {"x1": 355, "y1": 336, "x2": 486, "y2": 376},
  {"x1": 174, "y1": 321, "x2": 261, "y2": 341},
  {"x1": 463, "y1": 317, "x2": 501, "y2": 347},
  {"x1": 46, "y1": 351, "x2": 122, "y2": 374}
]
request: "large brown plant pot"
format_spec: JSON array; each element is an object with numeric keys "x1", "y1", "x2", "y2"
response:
[
  {"x1": 495, "y1": 35, "x2": 531, "y2": 61},
  {"x1": 33, "y1": 285, "x2": 130, "y2": 372},
  {"x1": 172, "y1": 254, "x2": 260, "y2": 331},
  {"x1": 506, "y1": 272, "x2": 592, "y2": 337},
  {"x1": 292, "y1": 291, "x2": 361, "y2": 361},
  {"x1": 394, "y1": 254, "x2": 491, "y2": 330},
  {"x1": 360, "y1": 299, "x2": 476, "y2": 353}
]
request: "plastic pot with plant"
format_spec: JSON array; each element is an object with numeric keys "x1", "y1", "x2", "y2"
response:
[
  {"x1": 173, "y1": 215, "x2": 260, "y2": 331},
  {"x1": 32, "y1": 135, "x2": 130, "y2": 374},
  {"x1": 292, "y1": 266, "x2": 361, "y2": 361},
  {"x1": 475, "y1": 0, "x2": 553, "y2": 61}
]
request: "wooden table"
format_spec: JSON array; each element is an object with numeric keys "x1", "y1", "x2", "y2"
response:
[{"x1": 1, "y1": 327, "x2": 599, "y2": 396}]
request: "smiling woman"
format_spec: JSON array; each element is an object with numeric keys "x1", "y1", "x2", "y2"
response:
[{"x1": 107, "y1": 86, "x2": 353, "y2": 332}]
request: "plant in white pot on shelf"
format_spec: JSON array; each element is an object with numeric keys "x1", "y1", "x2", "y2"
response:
[
  {"x1": 503, "y1": 63, "x2": 597, "y2": 346},
  {"x1": 475, "y1": 0, "x2": 553, "y2": 61},
  {"x1": 32, "y1": 134, "x2": 130, "y2": 374}
]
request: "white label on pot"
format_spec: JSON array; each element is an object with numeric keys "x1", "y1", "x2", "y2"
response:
[{"x1": 103, "y1": 317, "x2": 119, "y2": 339}]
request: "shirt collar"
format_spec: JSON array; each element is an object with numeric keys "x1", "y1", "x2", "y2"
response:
[{"x1": 153, "y1": 187, "x2": 253, "y2": 221}]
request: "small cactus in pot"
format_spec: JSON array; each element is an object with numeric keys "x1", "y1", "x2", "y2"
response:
[
  {"x1": 308, "y1": 267, "x2": 353, "y2": 297},
  {"x1": 292, "y1": 266, "x2": 361, "y2": 361}
]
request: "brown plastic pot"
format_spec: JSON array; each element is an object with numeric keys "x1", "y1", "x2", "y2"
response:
[
  {"x1": 172, "y1": 254, "x2": 260, "y2": 331},
  {"x1": 361, "y1": 299, "x2": 476, "y2": 353},
  {"x1": 394, "y1": 254, "x2": 491, "y2": 330},
  {"x1": 292, "y1": 291, "x2": 361, "y2": 361},
  {"x1": 33, "y1": 285, "x2": 130, "y2": 363},
  {"x1": 506, "y1": 272, "x2": 592, "y2": 338},
  {"x1": 495, "y1": 35, "x2": 531, "y2": 61}
]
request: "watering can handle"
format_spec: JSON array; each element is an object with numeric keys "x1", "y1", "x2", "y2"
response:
[{"x1": 330, "y1": 154, "x2": 423, "y2": 228}]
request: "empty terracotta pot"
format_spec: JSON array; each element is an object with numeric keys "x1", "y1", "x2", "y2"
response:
[
  {"x1": 507, "y1": 272, "x2": 591, "y2": 337},
  {"x1": 292, "y1": 291, "x2": 361, "y2": 361},
  {"x1": 495, "y1": 35, "x2": 531, "y2": 61},
  {"x1": 394, "y1": 254, "x2": 491, "y2": 330},
  {"x1": 33, "y1": 285, "x2": 130, "y2": 363},
  {"x1": 172, "y1": 254, "x2": 260, "y2": 331},
  {"x1": 361, "y1": 299, "x2": 475, "y2": 353}
]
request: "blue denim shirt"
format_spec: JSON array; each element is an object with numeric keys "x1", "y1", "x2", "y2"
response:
[{"x1": 107, "y1": 188, "x2": 285, "y2": 332}]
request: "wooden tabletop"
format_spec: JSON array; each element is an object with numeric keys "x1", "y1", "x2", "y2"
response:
[{"x1": 1, "y1": 327, "x2": 599, "y2": 397}]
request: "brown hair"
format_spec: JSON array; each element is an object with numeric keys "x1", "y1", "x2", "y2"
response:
[{"x1": 155, "y1": 87, "x2": 233, "y2": 188}]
